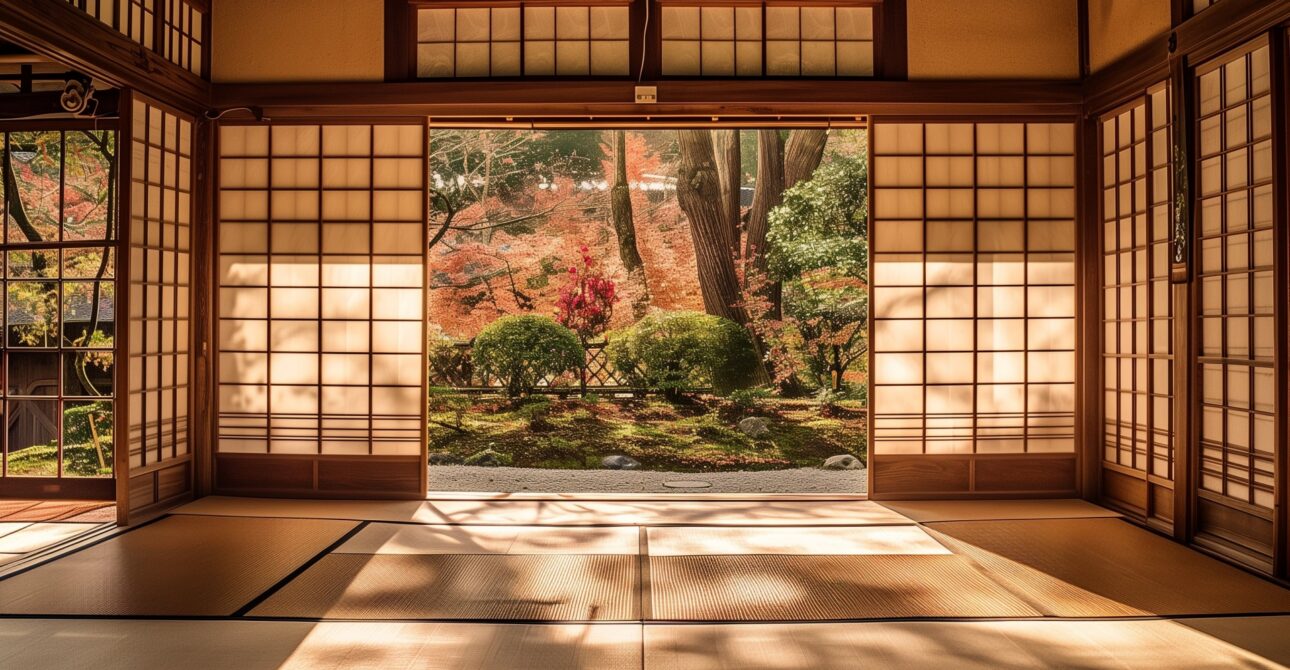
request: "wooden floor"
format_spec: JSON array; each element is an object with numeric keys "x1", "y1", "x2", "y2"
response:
[{"x1": 0, "y1": 497, "x2": 1287, "y2": 669}]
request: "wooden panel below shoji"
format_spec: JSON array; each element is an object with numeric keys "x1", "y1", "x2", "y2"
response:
[
  {"x1": 214, "y1": 454, "x2": 423, "y2": 499},
  {"x1": 870, "y1": 454, "x2": 1077, "y2": 499}
]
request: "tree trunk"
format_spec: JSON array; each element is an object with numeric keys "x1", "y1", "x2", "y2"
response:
[
  {"x1": 783, "y1": 129, "x2": 829, "y2": 190},
  {"x1": 714, "y1": 129, "x2": 741, "y2": 257},
  {"x1": 610, "y1": 130, "x2": 650, "y2": 318},
  {"x1": 744, "y1": 130, "x2": 785, "y2": 321},
  {"x1": 675, "y1": 130, "x2": 749, "y2": 326}
]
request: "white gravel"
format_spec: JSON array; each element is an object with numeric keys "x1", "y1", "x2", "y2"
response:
[{"x1": 428, "y1": 465, "x2": 867, "y2": 494}]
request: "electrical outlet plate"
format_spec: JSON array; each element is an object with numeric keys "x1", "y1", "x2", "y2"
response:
[{"x1": 634, "y1": 85, "x2": 658, "y2": 104}]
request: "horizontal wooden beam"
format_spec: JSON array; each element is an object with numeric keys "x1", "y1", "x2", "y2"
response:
[
  {"x1": 213, "y1": 79, "x2": 1083, "y2": 119},
  {"x1": 0, "y1": 0, "x2": 209, "y2": 114}
]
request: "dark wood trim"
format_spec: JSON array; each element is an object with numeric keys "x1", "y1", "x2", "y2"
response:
[
  {"x1": 1084, "y1": 0, "x2": 1290, "y2": 114},
  {"x1": 0, "y1": 0, "x2": 210, "y2": 115},
  {"x1": 191, "y1": 116, "x2": 216, "y2": 498},
  {"x1": 113, "y1": 91, "x2": 135, "y2": 525},
  {"x1": 385, "y1": 0, "x2": 414, "y2": 81},
  {"x1": 1084, "y1": 38, "x2": 1170, "y2": 116},
  {"x1": 214, "y1": 454, "x2": 425, "y2": 500},
  {"x1": 880, "y1": 0, "x2": 907, "y2": 80},
  {"x1": 212, "y1": 79, "x2": 1082, "y2": 119},
  {"x1": 1271, "y1": 27, "x2": 1290, "y2": 580},
  {"x1": 1175, "y1": 0, "x2": 1290, "y2": 66},
  {"x1": 1077, "y1": 112, "x2": 1100, "y2": 503}
]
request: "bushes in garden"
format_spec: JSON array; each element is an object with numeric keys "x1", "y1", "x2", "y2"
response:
[
  {"x1": 606, "y1": 311, "x2": 759, "y2": 399},
  {"x1": 472, "y1": 315, "x2": 584, "y2": 397}
]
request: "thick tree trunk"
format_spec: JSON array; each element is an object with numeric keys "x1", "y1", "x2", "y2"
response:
[
  {"x1": 675, "y1": 130, "x2": 749, "y2": 326},
  {"x1": 783, "y1": 129, "x2": 829, "y2": 190},
  {"x1": 714, "y1": 129, "x2": 741, "y2": 257},
  {"x1": 744, "y1": 130, "x2": 784, "y2": 272},
  {"x1": 610, "y1": 130, "x2": 650, "y2": 318}
]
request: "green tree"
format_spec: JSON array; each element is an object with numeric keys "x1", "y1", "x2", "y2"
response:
[{"x1": 764, "y1": 155, "x2": 869, "y2": 391}]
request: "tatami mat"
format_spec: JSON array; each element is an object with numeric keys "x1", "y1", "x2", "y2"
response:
[
  {"x1": 178, "y1": 495, "x2": 913, "y2": 526},
  {"x1": 0, "y1": 522, "x2": 30, "y2": 539},
  {"x1": 0, "y1": 515, "x2": 355, "y2": 616},
  {"x1": 878, "y1": 499, "x2": 1120, "y2": 523},
  {"x1": 928, "y1": 518, "x2": 1290, "y2": 616},
  {"x1": 647, "y1": 525, "x2": 950, "y2": 556},
  {"x1": 0, "y1": 619, "x2": 642, "y2": 670},
  {"x1": 649, "y1": 554, "x2": 1042, "y2": 620},
  {"x1": 644, "y1": 618, "x2": 1290, "y2": 669},
  {"x1": 0, "y1": 522, "x2": 103, "y2": 554},
  {"x1": 337, "y1": 523, "x2": 640, "y2": 555},
  {"x1": 0, "y1": 500, "x2": 113, "y2": 522},
  {"x1": 250, "y1": 554, "x2": 640, "y2": 621}
]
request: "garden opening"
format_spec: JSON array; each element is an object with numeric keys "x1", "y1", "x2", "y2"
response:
[{"x1": 425, "y1": 127, "x2": 870, "y2": 494}]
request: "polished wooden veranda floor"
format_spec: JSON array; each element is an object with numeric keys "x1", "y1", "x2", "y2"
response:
[{"x1": 0, "y1": 497, "x2": 1288, "y2": 669}]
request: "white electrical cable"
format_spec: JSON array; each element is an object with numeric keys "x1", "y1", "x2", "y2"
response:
[{"x1": 637, "y1": 0, "x2": 651, "y2": 81}]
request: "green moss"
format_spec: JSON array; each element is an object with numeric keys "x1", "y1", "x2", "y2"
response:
[{"x1": 428, "y1": 396, "x2": 866, "y2": 473}]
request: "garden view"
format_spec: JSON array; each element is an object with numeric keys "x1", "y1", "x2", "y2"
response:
[
  {"x1": 1, "y1": 129, "x2": 117, "y2": 479},
  {"x1": 426, "y1": 127, "x2": 869, "y2": 488}
]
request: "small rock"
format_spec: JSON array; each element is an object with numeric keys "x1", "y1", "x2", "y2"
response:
[
  {"x1": 428, "y1": 452, "x2": 455, "y2": 465},
  {"x1": 602, "y1": 454, "x2": 641, "y2": 470},
  {"x1": 822, "y1": 454, "x2": 862, "y2": 470},
  {"x1": 464, "y1": 448, "x2": 508, "y2": 467},
  {"x1": 738, "y1": 416, "x2": 772, "y2": 439}
]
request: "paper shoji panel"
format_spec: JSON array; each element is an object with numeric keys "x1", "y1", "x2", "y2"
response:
[
  {"x1": 119, "y1": 0, "x2": 156, "y2": 49},
  {"x1": 525, "y1": 4, "x2": 630, "y2": 76},
  {"x1": 417, "y1": 6, "x2": 521, "y2": 78},
  {"x1": 870, "y1": 122, "x2": 1078, "y2": 457},
  {"x1": 1195, "y1": 42, "x2": 1276, "y2": 511},
  {"x1": 415, "y1": 4, "x2": 630, "y2": 78},
  {"x1": 66, "y1": 0, "x2": 118, "y2": 28},
  {"x1": 217, "y1": 124, "x2": 426, "y2": 457},
  {"x1": 766, "y1": 4, "x2": 874, "y2": 77},
  {"x1": 661, "y1": 5, "x2": 763, "y2": 77},
  {"x1": 1100, "y1": 85, "x2": 1175, "y2": 480},
  {"x1": 160, "y1": 0, "x2": 205, "y2": 75},
  {"x1": 127, "y1": 98, "x2": 192, "y2": 472}
]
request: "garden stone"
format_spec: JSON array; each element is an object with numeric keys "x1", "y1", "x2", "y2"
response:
[
  {"x1": 428, "y1": 452, "x2": 455, "y2": 465},
  {"x1": 822, "y1": 454, "x2": 862, "y2": 470},
  {"x1": 464, "y1": 449, "x2": 507, "y2": 467},
  {"x1": 602, "y1": 454, "x2": 641, "y2": 470},
  {"x1": 738, "y1": 416, "x2": 772, "y2": 439}
]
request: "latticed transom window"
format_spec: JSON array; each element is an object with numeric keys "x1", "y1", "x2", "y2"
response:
[
  {"x1": 405, "y1": 0, "x2": 890, "y2": 79},
  {"x1": 414, "y1": 2, "x2": 631, "y2": 78}
]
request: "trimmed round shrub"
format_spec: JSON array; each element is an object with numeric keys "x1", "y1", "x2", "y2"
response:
[
  {"x1": 472, "y1": 315, "x2": 584, "y2": 397},
  {"x1": 606, "y1": 311, "x2": 759, "y2": 398}
]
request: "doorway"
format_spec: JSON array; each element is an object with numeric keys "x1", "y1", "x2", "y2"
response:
[{"x1": 425, "y1": 126, "x2": 870, "y2": 494}]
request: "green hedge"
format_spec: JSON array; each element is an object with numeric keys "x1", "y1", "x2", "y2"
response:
[{"x1": 606, "y1": 311, "x2": 758, "y2": 398}]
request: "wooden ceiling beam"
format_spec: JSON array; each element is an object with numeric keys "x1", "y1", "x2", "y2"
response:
[
  {"x1": 0, "y1": 0, "x2": 209, "y2": 114},
  {"x1": 212, "y1": 79, "x2": 1083, "y2": 119}
]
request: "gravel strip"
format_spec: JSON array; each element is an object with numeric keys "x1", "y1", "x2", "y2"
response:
[{"x1": 428, "y1": 465, "x2": 867, "y2": 494}]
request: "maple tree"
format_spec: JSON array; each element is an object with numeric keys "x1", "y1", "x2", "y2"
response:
[{"x1": 554, "y1": 246, "x2": 618, "y2": 343}]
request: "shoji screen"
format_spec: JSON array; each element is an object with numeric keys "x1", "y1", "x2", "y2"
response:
[
  {"x1": 1098, "y1": 85, "x2": 1176, "y2": 525},
  {"x1": 120, "y1": 95, "x2": 194, "y2": 517},
  {"x1": 216, "y1": 123, "x2": 426, "y2": 498},
  {"x1": 869, "y1": 121, "x2": 1078, "y2": 498},
  {"x1": 1192, "y1": 39, "x2": 1278, "y2": 567}
]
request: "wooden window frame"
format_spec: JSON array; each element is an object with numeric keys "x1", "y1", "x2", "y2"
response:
[
  {"x1": 64, "y1": 0, "x2": 211, "y2": 80},
  {"x1": 0, "y1": 120, "x2": 120, "y2": 501},
  {"x1": 386, "y1": 0, "x2": 907, "y2": 81}
]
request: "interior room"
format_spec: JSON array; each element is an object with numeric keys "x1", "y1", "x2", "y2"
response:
[{"x1": 0, "y1": 0, "x2": 1288, "y2": 667}]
